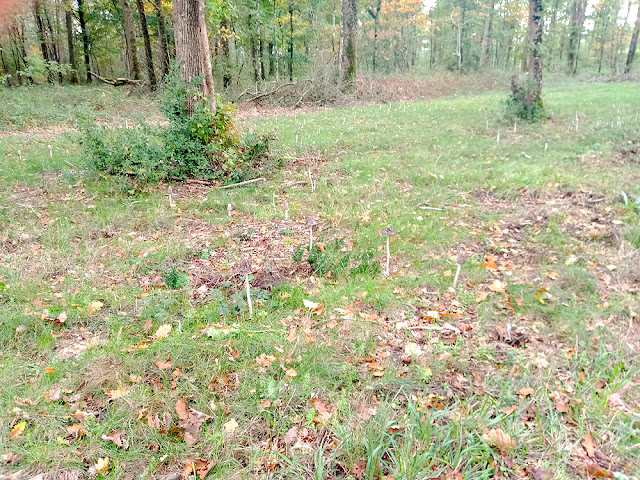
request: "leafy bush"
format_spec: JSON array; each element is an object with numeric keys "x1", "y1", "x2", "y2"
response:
[
  {"x1": 504, "y1": 75, "x2": 545, "y2": 122},
  {"x1": 165, "y1": 267, "x2": 189, "y2": 289},
  {"x1": 83, "y1": 67, "x2": 277, "y2": 183}
]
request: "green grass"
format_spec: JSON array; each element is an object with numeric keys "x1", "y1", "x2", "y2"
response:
[{"x1": 0, "y1": 81, "x2": 639, "y2": 479}]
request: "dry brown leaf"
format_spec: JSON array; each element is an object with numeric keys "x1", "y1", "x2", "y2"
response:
[
  {"x1": 66, "y1": 423, "x2": 87, "y2": 438},
  {"x1": 153, "y1": 324, "x2": 172, "y2": 339},
  {"x1": 584, "y1": 462, "x2": 613, "y2": 478},
  {"x1": 483, "y1": 256, "x2": 497, "y2": 270},
  {"x1": 176, "y1": 399, "x2": 189, "y2": 421},
  {"x1": 101, "y1": 429, "x2": 129, "y2": 449},
  {"x1": 223, "y1": 418, "x2": 238, "y2": 434},
  {"x1": 86, "y1": 301, "x2": 103, "y2": 315},
  {"x1": 500, "y1": 405, "x2": 519, "y2": 416},
  {"x1": 516, "y1": 387, "x2": 534, "y2": 397},
  {"x1": 182, "y1": 458, "x2": 214, "y2": 479},
  {"x1": 582, "y1": 432, "x2": 596, "y2": 457},
  {"x1": 105, "y1": 386, "x2": 128, "y2": 399},
  {"x1": 481, "y1": 427, "x2": 516, "y2": 451},
  {"x1": 489, "y1": 280, "x2": 506, "y2": 293},
  {"x1": 256, "y1": 353, "x2": 277, "y2": 367},
  {"x1": 283, "y1": 425, "x2": 298, "y2": 444},
  {"x1": 155, "y1": 359, "x2": 173, "y2": 370}
]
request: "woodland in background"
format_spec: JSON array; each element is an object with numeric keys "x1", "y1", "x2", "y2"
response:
[{"x1": 0, "y1": 0, "x2": 639, "y2": 99}]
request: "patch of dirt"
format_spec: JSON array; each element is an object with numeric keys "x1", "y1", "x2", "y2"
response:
[{"x1": 53, "y1": 328, "x2": 108, "y2": 360}]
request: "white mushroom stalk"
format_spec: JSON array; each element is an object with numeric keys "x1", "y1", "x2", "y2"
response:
[
  {"x1": 48, "y1": 145, "x2": 52, "y2": 157},
  {"x1": 167, "y1": 186, "x2": 175, "y2": 208},
  {"x1": 306, "y1": 217, "x2": 317, "y2": 251},
  {"x1": 453, "y1": 252, "x2": 467, "y2": 288},
  {"x1": 382, "y1": 226, "x2": 396, "y2": 276},
  {"x1": 228, "y1": 203, "x2": 232, "y2": 217},
  {"x1": 283, "y1": 199, "x2": 289, "y2": 220}
]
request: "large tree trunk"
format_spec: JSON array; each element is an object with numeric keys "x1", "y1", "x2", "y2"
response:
[
  {"x1": 153, "y1": 0, "x2": 170, "y2": 79},
  {"x1": 121, "y1": 0, "x2": 140, "y2": 79},
  {"x1": 65, "y1": 2, "x2": 79, "y2": 84},
  {"x1": 136, "y1": 0, "x2": 157, "y2": 88},
  {"x1": 480, "y1": 0, "x2": 495, "y2": 69},
  {"x1": 528, "y1": 0, "x2": 543, "y2": 104},
  {"x1": 172, "y1": 0, "x2": 216, "y2": 115},
  {"x1": 625, "y1": 4, "x2": 640, "y2": 73},
  {"x1": 339, "y1": 0, "x2": 358, "y2": 89},
  {"x1": 78, "y1": 0, "x2": 92, "y2": 83}
]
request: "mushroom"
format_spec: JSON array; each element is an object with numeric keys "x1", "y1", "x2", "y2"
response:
[
  {"x1": 18, "y1": 150, "x2": 22, "y2": 161},
  {"x1": 453, "y1": 251, "x2": 467, "y2": 288},
  {"x1": 227, "y1": 203, "x2": 233, "y2": 217},
  {"x1": 306, "y1": 217, "x2": 318, "y2": 251},
  {"x1": 167, "y1": 186, "x2": 175, "y2": 208},
  {"x1": 48, "y1": 145, "x2": 52, "y2": 157},
  {"x1": 283, "y1": 199, "x2": 289, "y2": 220},
  {"x1": 382, "y1": 226, "x2": 396, "y2": 276},
  {"x1": 236, "y1": 259, "x2": 253, "y2": 316}
]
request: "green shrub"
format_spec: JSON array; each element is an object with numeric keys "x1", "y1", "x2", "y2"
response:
[
  {"x1": 165, "y1": 267, "x2": 189, "y2": 289},
  {"x1": 82, "y1": 66, "x2": 277, "y2": 184},
  {"x1": 504, "y1": 75, "x2": 545, "y2": 122}
]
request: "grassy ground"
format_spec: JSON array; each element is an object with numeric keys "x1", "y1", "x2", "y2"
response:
[{"x1": 0, "y1": 81, "x2": 639, "y2": 480}]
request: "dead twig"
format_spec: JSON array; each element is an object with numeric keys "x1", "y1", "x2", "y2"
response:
[
  {"x1": 219, "y1": 177, "x2": 266, "y2": 189},
  {"x1": 89, "y1": 71, "x2": 144, "y2": 86}
]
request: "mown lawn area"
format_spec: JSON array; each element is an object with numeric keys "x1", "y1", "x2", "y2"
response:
[{"x1": 0, "y1": 81, "x2": 639, "y2": 480}]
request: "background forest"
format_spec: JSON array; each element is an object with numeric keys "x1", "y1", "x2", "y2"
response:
[{"x1": 0, "y1": 0, "x2": 639, "y2": 98}]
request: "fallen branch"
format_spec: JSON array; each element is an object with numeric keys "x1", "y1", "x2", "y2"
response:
[
  {"x1": 219, "y1": 177, "x2": 266, "y2": 189},
  {"x1": 89, "y1": 71, "x2": 144, "y2": 86},
  {"x1": 245, "y1": 82, "x2": 298, "y2": 103}
]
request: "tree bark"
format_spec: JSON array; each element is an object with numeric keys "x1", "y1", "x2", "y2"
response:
[
  {"x1": 288, "y1": 0, "x2": 294, "y2": 81},
  {"x1": 78, "y1": 0, "x2": 92, "y2": 82},
  {"x1": 625, "y1": 3, "x2": 640, "y2": 73},
  {"x1": 153, "y1": 0, "x2": 170, "y2": 79},
  {"x1": 256, "y1": 0, "x2": 263, "y2": 81},
  {"x1": 65, "y1": 2, "x2": 78, "y2": 83},
  {"x1": 121, "y1": 0, "x2": 140, "y2": 79},
  {"x1": 135, "y1": 0, "x2": 157, "y2": 88},
  {"x1": 339, "y1": 0, "x2": 357, "y2": 89},
  {"x1": 172, "y1": 0, "x2": 216, "y2": 114},
  {"x1": 368, "y1": 0, "x2": 381, "y2": 73},
  {"x1": 528, "y1": 0, "x2": 543, "y2": 104},
  {"x1": 480, "y1": 0, "x2": 494, "y2": 69},
  {"x1": 220, "y1": 17, "x2": 232, "y2": 88},
  {"x1": 567, "y1": 0, "x2": 587, "y2": 74},
  {"x1": 34, "y1": 0, "x2": 54, "y2": 83}
]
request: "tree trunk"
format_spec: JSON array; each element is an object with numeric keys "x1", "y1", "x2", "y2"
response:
[
  {"x1": 153, "y1": 0, "x2": 170, "y2": 79},
  {"x1": 121, "y1": 0, "x2": 140, "y2": 79},
  {"x1": 369, "y1": 0, "x2": 381, "y2": 73},
  {"x1": 625, "y1": 4, "x2": 640, "y2": 73},
  {"x1": 172, "y1": 0, "x2": 216, "y2": 115},
  {"x1": 339, "y1": 0, "x2": 358, "y2": 89},
  {"x1": 481, "y1": 0, "x2": 494, "y2": 68},
  {"x1": 135, "y1": 0, "x2": 157, "y2": 88},
  {"x1": 567, "y1": 0, "x2": 587, "y2": 74},
  {"x1": 288, "y1": 0, "x2": 294, "y2": 81},
  {"x1": 256, "y1": 0, "x2": 263, "y2": 81},
  {"x1": 65, "y1": 2, "x2": 78, "y2": 83},
  {"x1": 78, "y1": 0, "x2": 92, "y2": 82},
  {"x1": 34, "y1": 0, "x2": 54, "y2": 83},
  {"x1": 220, "y1": 17, "x2": 232, "y2": 88},
  {"x1": 528, "y1": 0, "x2": 543, "y2": 105}
]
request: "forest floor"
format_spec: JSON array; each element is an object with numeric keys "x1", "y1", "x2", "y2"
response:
[{"x1": 0, "y1": 81, "x2": 639, "y2": 480}]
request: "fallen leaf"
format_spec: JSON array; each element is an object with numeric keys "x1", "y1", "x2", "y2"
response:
[
  {"x1": 582, "y1": 432, "x2": 596, "y2": 457},
  {"x1": 86, "y1": 301, "x2": 103, "y2": 315},
  {"x1": 283, "y1": 425, "x2": 298, "y2": 444},
  {"x1": 500, "y1": 405, "x2": 518, "y2": 416},
  {"x1": 153, "y1": 324, "x2": 172, "y2": 339},
  {"x1": 101, "y1": 429, "x2": 129, "y2": 449},
  {"x1": 489, "y1": 280, "x2": 506, "y2": 293},
  {"x1": 94, "y1": 457, "x2": 110, "y2": 474},
  {"x1": 483, "y1": 256, "x2": 497, "y2": 270},
  {"x1": 155, "y1": 359, "x2": 173, "y2": 370},
  {"x1": 284, "y1": 368, "x2": 297, "y2": 379},
  {"x1": 481, "y1": 427, "x2": 516, "y2": 451},
  {"x1": 176, "y1": 399, "x2": 189, "y2": 421},
  {"x1": 1, "y1": 451, "x2": 21, "y2": 466},
  {"x1": 303, "y1": 299, "x2": 325, "y2": 315},
  {"x1": 182, "y1": 458, "x2": 214, "y2": 479},
  {"x1": 223, "y1": 418, "x2": 238, "y2": 434},
  {"x1": 476, "y1": 291, "x2": 491, "y2": 303},
  {"x1": 44, "y1": 367, "x2": 55, "y2": 375},
  {"x1": 105, "y1": 386, "x2": 128, "y2": 399},
  {"x1": 516, "y1": 387, "x2": 534, "y2": 397},
  {"x1": 529, "y1": 465, "x2": 554, "y2": 480},
  {"x1": 256, "y1": 353, "x2": 277, "y2": 367},
  {"x1": 10, "y1": 421, "x2": 27, "y2": 438},
  {"x1": 66, "y1": 423, "x2": 87, "y2": 438},
  {"x1": 584, "y1": 462, "x2": 613, "y2": 478}
]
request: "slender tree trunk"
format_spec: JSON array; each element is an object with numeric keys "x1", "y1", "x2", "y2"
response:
[
  {"x1": 481, "y1": 0, "x2": 495, "y2": 68},
  {"x1": 221, "y1": 17, "x2": 232, "y2": 88},
  {"x1": 273, "y1": 0, "x2": 279, "y2": 80},
  {"x1": 369, "y1": 0, "x2": 381, "y2": 73},
  {"x1": 153, "y1": 0, "x2": 170, "y2": 79},
  {"x1": 548, "y1": 0, "x2": 560, "y2": 59},
  {"x1": 65, "y1": 2, "x2": 79, "y2": 83},
  {"x1": 339, "y1": 0, "x2": 358, "y2": 89},
  {"x1": 288, "y1": 0, "x2": 294, "y2": 81},
  {"x1": 256, "y1": 0, "x2": 263, "y2": 81},
  {"x1": 121, "y1": 0, "x2": 140, "y2": 79},
  {"x1": 34, "y1": 0, "x2": 54, "y2": 83},
  {"x1": 625, "y1": 4, "x2": 640, "y2": 73},
  {"x1": 249, "y1": 14, "x2": 258, "y2": 82},
  {"x1": 77, "y1": 0, "x2": 91, "y2": 82},
  {"x1": 459, "y1": 0, "x2": 466, "y2": 70},
  {"x1": 528, "y1": 0, "x2": 543, "y2": 104},
  {"x1": 567, "y1": 0, "x2": 587, "y2": 74},
  {"x1": 135, "y1": 0, "x2": 157, "y2": 88},
  {"x1": 172, "y1": 0, "x2": 216, "y2": 115}
]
